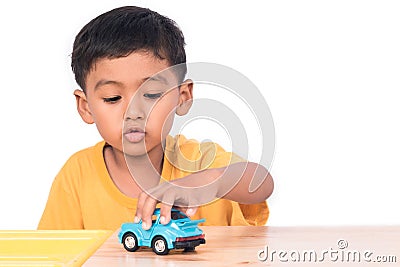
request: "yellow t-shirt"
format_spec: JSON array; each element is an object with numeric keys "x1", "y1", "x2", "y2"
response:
[{"x1": 38, "y1": 135, "x2": 269, "y2": 230}]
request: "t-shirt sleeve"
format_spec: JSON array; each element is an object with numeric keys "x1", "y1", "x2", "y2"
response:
[{"x1": 38, "y1": 156, "x2": 84, "y2": 229}]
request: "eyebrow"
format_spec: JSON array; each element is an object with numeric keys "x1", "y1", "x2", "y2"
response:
[
  {"x1": 93, "y1": 75, "x2": 170, "y2": 91},
  {"x1": 142, "y1": 75, "x2": 169, "y2": 85},
  {"x1": 94, "y1": 80, "x2": 124, "y2": 90}
]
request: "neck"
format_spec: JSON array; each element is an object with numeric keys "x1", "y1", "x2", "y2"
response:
[{"x1": 124, "y1": 143, "x2": 165, "y2": 190}]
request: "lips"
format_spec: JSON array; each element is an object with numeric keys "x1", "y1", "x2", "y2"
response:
[{"x1": 124, "y1": 126, "x2": 145, "y2": 143}]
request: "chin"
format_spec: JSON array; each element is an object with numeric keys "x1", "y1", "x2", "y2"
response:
[{"x1": 122, "y1": 145, "x2": 148, "y2": 158}]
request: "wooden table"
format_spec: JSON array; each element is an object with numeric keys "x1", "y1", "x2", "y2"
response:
[{"x1": 84, "y1": 226, "x2": 400, "y2": 266}]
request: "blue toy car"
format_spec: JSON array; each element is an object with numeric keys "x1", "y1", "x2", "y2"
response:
[{"x1": 118, "y1": 208, "x2": 206, "y2": 255}]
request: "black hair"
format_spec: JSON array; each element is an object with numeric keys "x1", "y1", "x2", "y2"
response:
[{"x1": 71, "y1": 6, "x2": 186, "y2": 91}]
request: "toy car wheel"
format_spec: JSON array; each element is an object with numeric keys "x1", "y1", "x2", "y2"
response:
[
  {"x1": 122, "y1": 232, "x2": 139, "y2": 252},
  {"x1": 152, "y1": 236, "x2": 169, "y2": 255}
]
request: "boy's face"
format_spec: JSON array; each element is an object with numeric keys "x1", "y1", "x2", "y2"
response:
[{"x1": 74, "y1": 52, "x2": 192, "y2": 157}]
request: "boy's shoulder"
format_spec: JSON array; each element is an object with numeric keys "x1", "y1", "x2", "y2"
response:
[
  {"x1": 51, "y1": 141, "x2": 106, "y2": 191},
  {"x1": 165, "y1": 134, "x2": 222, "y2": 152},
  {"x1": 165, "y1": 135, "x2": 243, "y2": 172},
  {"x1": 165, "y1": 134, "x2": 224, "y2": 160},
  {"x1": 64, "y1": 141, "x2": 105, "y2": 167},
  {"x1": 70, "y1": 141, "x2": 105, "y2": 157}
]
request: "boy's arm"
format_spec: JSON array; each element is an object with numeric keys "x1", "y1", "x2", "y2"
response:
[
  {"x1": 135, "y1": 161, "x2": 273, "y2": 230},
  {"x1": 216, "y1": 162, "x2": 273, "y2": 203}
]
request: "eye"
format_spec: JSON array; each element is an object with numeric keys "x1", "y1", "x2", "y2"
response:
[
  {"x1": 103, "y1": 96, "x2": 122, "y2": 103},
  {"x1": 143, "y1": 93, "x2": 163, "y2": 100}
]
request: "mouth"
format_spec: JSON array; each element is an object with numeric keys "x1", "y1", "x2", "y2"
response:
[{"x1": 124, "y1": 127, "x2": 145, "y2": 143}]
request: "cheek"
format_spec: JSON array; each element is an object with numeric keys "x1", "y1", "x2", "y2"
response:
[
  {"x1": 92, "y1": 106, "x2": 124, "y2": 137},
  {"x1": 94, "y1": 106, "x2": 120, "y2": 123},
  {"x1": 147, "y1": 99, "x2": 178, "y2": 135}
]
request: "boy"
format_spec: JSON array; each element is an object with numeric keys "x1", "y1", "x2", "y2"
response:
[{"x1": 38, "y1": 6, "x2": 273, "y2": 230}]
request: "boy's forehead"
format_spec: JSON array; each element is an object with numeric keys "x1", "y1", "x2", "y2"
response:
[{"x1": 85, "y1": 52, "x2": 179, "y2": 90}]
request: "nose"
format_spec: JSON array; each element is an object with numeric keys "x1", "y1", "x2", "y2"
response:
[{"x1": 125, "y1": 96, "x2": 145, "y2": 121}]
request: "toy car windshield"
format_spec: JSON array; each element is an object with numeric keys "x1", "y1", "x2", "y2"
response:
[{"x1": 171, "y1": 210, "x2": 188, "y2": 220}]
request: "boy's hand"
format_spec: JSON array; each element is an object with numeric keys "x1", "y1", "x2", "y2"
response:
[
  {"x1": 134, "y1": 191, "x2": 198, "y2": 230},
  {"x1": 134, "y1": 169, "x2": 221, "y2": 230}
]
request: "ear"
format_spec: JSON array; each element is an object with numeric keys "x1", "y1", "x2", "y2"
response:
[
  {"x1": 176, "y1": 79, "x2": 193, "y2": 116},
  {"x1": 74, "y1": 89, "x2": 95, "y2": 124}
]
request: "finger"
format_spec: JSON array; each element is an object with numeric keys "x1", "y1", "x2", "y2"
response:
[
  {"x1": 141, "y1": 196, "x2": 158, "y2": 230},
  {"x1": 160, "y1": 202, "x2": 173, "y2": 225},
  {"x1": 134, "y1": 191, "x2": 148, "y2": 223},
  {"x1": 159, "y1": 189, "x2": 176, "y2": 225}
]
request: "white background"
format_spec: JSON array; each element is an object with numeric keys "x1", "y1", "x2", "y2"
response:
[{"x1": 0, "y1": 0, "x2": 399, "y2": 229}]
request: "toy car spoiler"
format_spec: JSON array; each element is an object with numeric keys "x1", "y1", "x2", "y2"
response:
[{"x1": 176, "y1": 218, "x2": 205, "y2": 230}]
